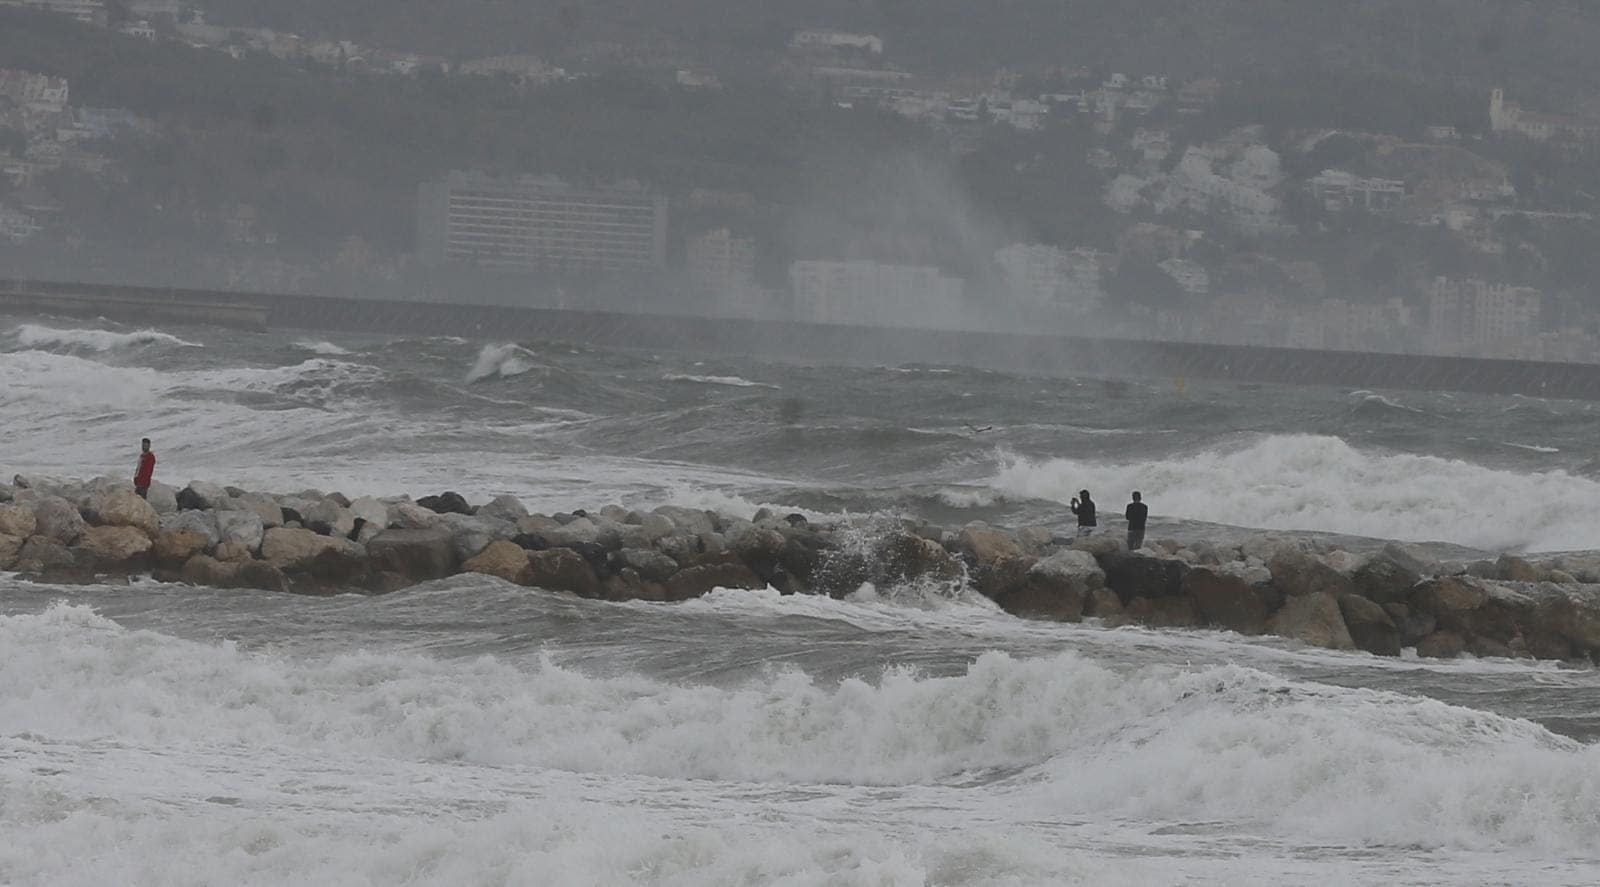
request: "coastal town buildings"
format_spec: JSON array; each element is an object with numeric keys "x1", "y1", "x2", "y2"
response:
[
  {"x1": 0, "y1": 69, "x2": 69, "y2": 115},
  {"x1": 993, "y1": 244, "x2": 1104, "y2": 313},
  {"x1": 1490, "y1": 88, "x2": 1600, "y2": 144},
  {"x1": 0, "y1": 0, "x2": 105, "y2": 25},
  {"x1": 1427, "y1": 277, "x2": 1543, "y2": 355},
  {"x1": 685, "y1": 227, "x2": 756, "y2": 305},
  {"x1": 1307, "y1": 170, "x2": 1407, "y2": 213},
  {"x1": 789, "y1": 260, "x2": 965, "y2": 329},
  {"x1": 416, "y1": 172, "x2": 669, "y2": 273}
]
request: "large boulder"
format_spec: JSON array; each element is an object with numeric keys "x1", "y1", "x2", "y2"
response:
[
  {"x1": 261, "y1": 527, "x2": 366, "y2": 577},
  {"x1": 1266, "y1": 591, "x2": 1354, "y2": 650},
  {"x1": 996, "y1": 550, "x2": 1103, "y2": 622},
  {"x1": 664, "y1": 562, "x2": 764, "y2": 601},
  {"x1": 956, "y1": 523, "x2": 1023, "y2": 564},
  {"x1": 876, "y1": 532, "x2": 964, "y2": 585},
  {"x1": 179, "y1": 554, "x2": 238, "y2": 587},
  {"x1": 462, "y1": 539, "x2": 531, "y2": 584},
  {"x1": 476, "y1": 494, "x2": 529, "y2": 523},
  {"x1": 1526, "y1": 584, "x2": 1600, "y2": 656},
  {"x1": 162, "y1": 509, "x2": 222, "y2": 547},
  {"x1": 0, "y1": 504, "x2": 36, "y2": 538},
  {"x1": 1495, "y1": 554, "x2": 1539, "y2": 583},
  {"x1": 347, "y1": 496, "x2": 390, "y2": 531},
  {"x1": 654, "y1": 505, "x2": 717, "y2": 537},
  {"x1": 1338, "y1": 593, "x2": 1401, "y2": 656},
  {"x1": 600, "y1": 568, "x2": 668, "y2": 603},
  {"x1": 416, "y1": 491, "x2": 473, "y2": 515},
  {"x1": 75, "y1": 525, "x2": 154, "y2": 565},
  {"x1": 1184, "y1": 564, "x2": 1281, "y2": 634},
  {"x1": 525, "y1": 548, "x2": 601, "y2": 597},
  {"x1": 0, "y1": 533, "x2": 22, "y2": 570},
  {"x1": 144, "y1": 482, "x2": 179, "y2": 515},
  {"x1": 302, "y1": 499, "x2": 356, "y2": 539},
  {"x1": 1124, "y1": 595, "x2": 1201, "y2": 628},
  {"x1": 29, "y1": 496, "x2": 86, "y2": 545},
  {"x1": 1380, "y1": 542, "x2": 1439, "y2": 578},
  {"x1": 1416, "y1": 630, "x2": 1467, "y2": 659},
  {"x1": 517, "y1": 513, "x2": 564, "y2": 537},
  {"x1": 234, "y1": 492, "x2": 285, "y2": 529},
  {"x1": 388, "y1": 501, "x2": 443, "y2": 530},
  {"x1": 177, "y1": 481, "x2": 231, "y2": 511},
  {"x1": 439, "y1": 513, "x2": 515, "y2": 562},
  {"x1": 215, "y1": 510, "x2": 266, "y2": 552},
  {"x1": 89, "y1": 489, "x2": 161, "y2": 538},
  {"x1": 545, "y1": 517, "x2": 601, "y2": 547},
  {"x1": 367, "y1": 526, "x2": 459, "y2": 582},
  {"x1": 214, "y1": 541, "x2": 254, "y2": 563},
  {"x1": 15, "y1": 535, "x2": 77, "y2": 574},
  {"x1": 1409, "y1": 576, "x2": 1489, "y2": 633},
  {"x1": 613, "y1": 547, "x2": 679, "y2": 582},
  {"x1": 153, "y1": 528, "x2": 211, "y2": 565},
  {"x1": 1350, "y1": 550, "x2": 1423, "y2": 605},
  {"x1": 1267, "y1": 549, "x2": 1356, "y2": 599},
  {"x1": 1067, "y1": 534, "x2": 1125, "y2": 556},
  {"x1": 727, "y1": 525, "x2": 787, "y2": 580},
  {"x1": 1099, "y1": 551, "x2": 1187, "y2": 603}
]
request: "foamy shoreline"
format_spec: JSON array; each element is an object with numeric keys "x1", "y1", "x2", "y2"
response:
[{"x1": 4, "y1": 473, "x2": 1600, "y2": 664}]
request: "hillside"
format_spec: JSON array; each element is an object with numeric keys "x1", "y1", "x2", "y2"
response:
[{"x1": 200, "y1": 0, "x2": 1600, "y2": 98}]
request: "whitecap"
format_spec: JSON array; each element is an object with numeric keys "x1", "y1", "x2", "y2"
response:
[{"x1": 10, "y1": 323, "x2": 202, "y2": 352}]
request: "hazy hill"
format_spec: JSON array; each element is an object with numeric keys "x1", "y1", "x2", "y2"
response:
[{"x1": 202, "y1": 0, "x2": 1600, "y2": 98}]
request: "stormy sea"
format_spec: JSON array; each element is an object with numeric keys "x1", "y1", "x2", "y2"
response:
[{"x1": 4, "y1": 317, "x2": 1600, "y2": 886}]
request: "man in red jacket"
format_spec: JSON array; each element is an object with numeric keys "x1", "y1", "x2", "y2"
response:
[{"x1": 134, "y1": 438, "x2": 156, "y2": 499}]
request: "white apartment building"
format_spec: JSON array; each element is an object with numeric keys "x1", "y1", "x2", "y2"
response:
[
  {"x1": 0, "y1": 0, "x2": 105, "y2": 25},
  {"x1": 1308, "y1": 170, "x2": 1407, "y2": 212},
  {"x1": 0, "y1": 69, "x2": 69, "y2": 115},
  {"x1": 993, "y1": 244, "x2": 1104, "y2": 314},
  {"x1": 789, "y1": 260, "x2": 965, "y2": 329},
  {"x1": 686, "y1": 227, "x2": 755, "y2": 304},
  {"x1": 417, "y1": 172, "x2": 668, "y2": 273},
  {"x1": 1427, "y1": 277, "x2": 1541, "y2": 353},
  {"x1": 789, "y1": 30, "x2": 883, "y2": 55}
]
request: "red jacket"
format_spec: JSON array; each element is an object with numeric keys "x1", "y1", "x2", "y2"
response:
[{"x1": 135, "y1": 451, "x2": 156, "y2": 487}]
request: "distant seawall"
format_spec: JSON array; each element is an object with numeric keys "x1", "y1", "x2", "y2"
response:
[{"x1": 8, "y1": 277, "x2": 1600, "y2": 400}]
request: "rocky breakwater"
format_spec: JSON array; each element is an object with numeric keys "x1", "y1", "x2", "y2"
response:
[{"x1": 6, "y1": 475, "x2": 1600, "y2": 663}]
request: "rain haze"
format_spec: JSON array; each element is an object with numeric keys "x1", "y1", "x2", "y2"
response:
[{"x1": 5, "y1": 2, "x2": 1600, "y2": 885}]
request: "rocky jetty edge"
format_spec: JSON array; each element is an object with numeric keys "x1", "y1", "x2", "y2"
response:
[{"x1": 4, "y1": 474, "x2": 1600, "y2": 663}]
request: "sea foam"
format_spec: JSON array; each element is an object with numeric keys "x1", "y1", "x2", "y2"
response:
[
  {"x1": 4, "y1": 603, "x2": 1599, "y2": 855},
  {"x1": 989, "y1": 433, "x2": 1600, "y2": 552},
  {"x1": 11, "y1": 323, "x2": 202, "y2": 351}
]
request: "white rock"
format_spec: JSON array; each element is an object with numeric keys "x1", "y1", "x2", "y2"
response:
[
  {"x1": 477, "y1": 494, "x2": 530, "y2": 523},
  {"x1": 216, "y1": 510, "x2": 266, "y2": 552},
  {"x1": 161, "y1": 510, "x2": 222, "y2": 547},
  {"x1": 348, "y1": 496, "x2": 389, "y2": 530}
]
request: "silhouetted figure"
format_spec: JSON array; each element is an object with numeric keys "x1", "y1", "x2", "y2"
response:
[
  {"x1": 134, "y1": 438, "x2": 156, "y2": 499},
  {"x1": 1070, "y1": 489, "x2": 1096, "y2": 537},
  {"x1": 1125, "y1": 491, "x2": 1148, "y2": 551}
]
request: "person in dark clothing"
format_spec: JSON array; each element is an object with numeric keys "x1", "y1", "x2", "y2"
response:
[
  {"x1": 1070, "y1": 489, "x2": 1096, "y2": 537},
  {"x1": 134, "y1": 438, "x2": 156, "y2": 499},
  {"x1": 1125, "y1": 491, "x2": 1148, "y2": 551}
]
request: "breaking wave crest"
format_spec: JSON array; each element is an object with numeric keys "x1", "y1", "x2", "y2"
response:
[
  {"x1": 989, "y1": 433, "x2": 1600, "y2": 552},
  {"x1": 466, "y1": 343, "x2": 539, "y2": 383},
  {"x1": 5, "y1": 603, "x2": 1599, "y2": 854},
  {"x1": 11, "y1": 323, "x2": 202, "y2": 351}
]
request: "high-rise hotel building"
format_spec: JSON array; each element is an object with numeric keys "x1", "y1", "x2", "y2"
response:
[{"x1": 417, "y1": 172, "x2": 668, "y2": 273}]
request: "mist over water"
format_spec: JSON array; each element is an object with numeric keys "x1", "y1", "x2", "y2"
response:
[{"x1": 5, "y1": 316, "x2": 1600, "y2": 885}]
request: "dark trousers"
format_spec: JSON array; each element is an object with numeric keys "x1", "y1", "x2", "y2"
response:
[{"x1": 1127, "y1": 528, "x2": 1145, "y2": 550}]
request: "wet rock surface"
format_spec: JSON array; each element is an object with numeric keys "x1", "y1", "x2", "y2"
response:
[{"x1": 9, "y1": 475, "x2": 1600, "y2": 663}]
